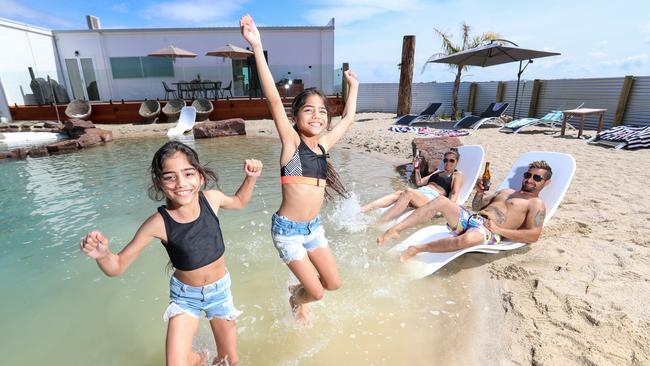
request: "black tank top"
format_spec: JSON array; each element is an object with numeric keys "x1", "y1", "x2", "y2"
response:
[
  {"x1": 427, "y1": 170, "x2": 455, "y2": 196},
  {"x1": 157, "y1": 191, "x2": 225, "y2": 271}
]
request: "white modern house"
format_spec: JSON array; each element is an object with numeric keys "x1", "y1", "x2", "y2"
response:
[{"x1": 0, "y1": 16, "x2": 336, "y2": 121}]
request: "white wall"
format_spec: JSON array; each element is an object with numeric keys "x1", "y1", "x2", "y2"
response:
[
  {"x1": 54, "y1": 25, "x2": 335, "y2": 100},
  {"x1": 0, "y1": 18, "x2": 60, "y2": 106}
]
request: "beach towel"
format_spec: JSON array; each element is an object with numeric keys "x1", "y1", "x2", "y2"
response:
[
  {"x1": 588, "y1": 125, "x2": 650, "y2": 150},
  {"x1": 416, "y1": 128, "x2": 470, "y2": 137}
]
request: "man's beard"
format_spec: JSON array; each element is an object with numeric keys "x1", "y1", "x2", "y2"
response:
[{"x1": 521, "y1": 183, "x2": 536, "y2": 193}]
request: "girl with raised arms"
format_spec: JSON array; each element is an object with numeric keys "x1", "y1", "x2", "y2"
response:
[
  {"x1": 80, "y1": 141, "x2": 262, "y2": 366},
  {"x1": 240, "y1": 14, "x2": 359, "y2": 326}
]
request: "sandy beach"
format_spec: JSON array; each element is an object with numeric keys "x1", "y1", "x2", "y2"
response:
[{"x1": 98, "y1": 113, "x2": 650, "y2": 365}]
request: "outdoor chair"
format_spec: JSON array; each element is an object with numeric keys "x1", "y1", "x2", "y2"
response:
[
  {"x1": 500, "y1": 103, "x2": 584, "y2": 134},
  {"x1": 167, "y1": 106, "x2": 197, "y2": 137},
  {"x1": 65, "y1": 99, "x2": 92, "y2": 120},
  {"x1": 202, "y1": 81, "x2": 218, "y2": 99},
  {"x1": 162, "y1": 81, "x2": 177, "y2": 100},
  {"x1": 394, "y1": 103, "x2": 442, "y2": 126},
  {"x1": 389, "y1": 151, "x2": 576, "y2": 279},
  {"x1": 379, "y1": 145, "x2": 485, "y2": 224},
  {"x1": 192, "y1": 98, "x2": 214, "y2": 121},
  {"x1": 162, "y1": 98, "x2": 185, "y2": 122},
  {"x1": 138, "y1": 100, "x2": 161, "y2": 123},
  {"x1": 221, "y1": 81, "x2": 233, "y2": 98},
  {"x1": 453, "y1": 102, "x2": 509, "y2": 129},
  {"x1": 178, "y1": 81, "x2": 190, "y2": 100}
]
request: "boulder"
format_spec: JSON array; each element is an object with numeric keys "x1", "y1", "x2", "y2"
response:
[
  {"x1": 47, "y1": 139, "x2": 79, "y2": 154},
  {"x1": 0, "y1": 151, "x2": 12, "y2": 159},
  {"x1": 28, "y1": 146, "x2": 49, "y2": 158},
  {"x1": 64, "y1": 119, "x2": 96, "y2": 138},
  {"x1": 77, "y1": 133, "x2": 103, "y2": 148},
  {"x1": 193, "y1": 119, "x2": 246, "y2": 139},
  {"x1": 44, "y1": 121, "x2": 64, "y2": 130},
  {"x1": 412, "y1": 137, "x2": 462, "y2": 174},
  {"x1": 10, "y1": 148, "x2": 28, "y2": 159}
]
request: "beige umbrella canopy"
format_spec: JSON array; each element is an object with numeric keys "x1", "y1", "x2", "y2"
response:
[
  {"x1": 148, "y1": 45, "x2": 197, "y2": 60},
  {"x1": 148, "y1": 45, "x2": 197, "y2": 79},
  {"x1": 205, "y1": 44, "x2": 253, "y2": 59}
]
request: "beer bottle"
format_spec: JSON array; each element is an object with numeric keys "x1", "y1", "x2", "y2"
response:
[
  {"x1": 413, "y1": 149, "x2": 421, "y2": 169},
  {"x1": 482, "y1": 162, "x2": 491, "y2": 190}
]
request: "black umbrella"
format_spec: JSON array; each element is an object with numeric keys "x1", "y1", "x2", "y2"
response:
[{"x1": 429, "y1": 39, "x2": 560, "y2": 118}]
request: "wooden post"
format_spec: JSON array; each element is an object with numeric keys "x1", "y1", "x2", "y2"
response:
[
  {"x1": 496, "y1": 82, "x2": 505, "y2": 102},
  {"x1": 614, "y1": 75, "x2": 634, "y2": 126},
  {"x1": 527, "y1": 79, "x2": 542, "y2": 118},
  {"x1": 467, "y1": 82, "x2": 477, "y2": 114},
  {"x1": 341, "y1": 63, "x2": 349, "y2": 103},
  {"x1": 397, "y1": 35, "x2": 416, "y2": 116}
]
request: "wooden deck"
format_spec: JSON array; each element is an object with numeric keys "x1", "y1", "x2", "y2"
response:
[{"x1": 8, "y1": 96, "x2": 345, "y2": 124}]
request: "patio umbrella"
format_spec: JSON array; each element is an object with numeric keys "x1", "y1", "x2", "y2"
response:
[
  {"x1": 148, "y1": 45, "x2": 197, "y2": 79},
  {"x1": 205, "y1": 43, "x2": 253, "y2": 59},
  {"x1": 428, "y1": 40, "x2": 560, "y2": 118},
  {"x1": 206, "y1": 44, "x2": 254, "y2": 97}
]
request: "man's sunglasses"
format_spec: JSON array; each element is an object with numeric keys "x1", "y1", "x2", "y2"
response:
[
  {"x1": 443, "y1": 158, "x2": 456, "y2": 163},
  {"x1": 523, "y1": 172, "x2": 545, "y2": 182}
]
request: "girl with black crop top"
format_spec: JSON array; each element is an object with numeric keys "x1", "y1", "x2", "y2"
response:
[
  {"x1": 242, "y1": 15, "x2": 359, "y2": 327},
  {"x1": 80, "y1": 141, "x2": 262, "y2": 366},
  {"x1": 362, "y1": 149, "x2": 464, "y2": 224}
]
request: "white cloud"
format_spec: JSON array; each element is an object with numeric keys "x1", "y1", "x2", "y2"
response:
[
  {"x1": 144, "y1": 0, "x2": 249, "y2": 24},
  {"x1": 601, "y1": 54, "x2": 648, "y2": 70},
  {"x1": 303, "y1": 0, "x2": 421, "y2": 25},
  {"x1": 0, "y1": 0, "x2": 73, "y2": 27},
  {"x1": 587, "y1": 52, "x2": 607, "y2": 58},
  {"x1": 111, "y1": 3, "x2": 129, "y2": 13}
]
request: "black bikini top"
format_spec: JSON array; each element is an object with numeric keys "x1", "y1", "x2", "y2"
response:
[
  {"x1": 280, "y1": 139, "x2": 329, "y2": 186},
  {"x1": 157, "y1": 191, "x2": 225, "y2": 271},
  {"x1": 427, "y1": 170, "x2": 455, "y2": 196}
]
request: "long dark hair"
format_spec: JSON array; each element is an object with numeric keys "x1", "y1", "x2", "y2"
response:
[
  {"x1": 148, "y1": 141, "x2": 219, "y2": 202},
  {"x1": 292, "y1": 88, "x2": 348, "y2": 199}
]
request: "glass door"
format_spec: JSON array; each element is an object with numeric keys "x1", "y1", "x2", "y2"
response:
[{"x1": 65, "y1": 58, "x2": 100, "y2": 101}]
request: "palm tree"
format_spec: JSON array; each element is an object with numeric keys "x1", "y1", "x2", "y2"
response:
[{"x1": 426, "y1": 23, "x2": 499, "y2": 120}]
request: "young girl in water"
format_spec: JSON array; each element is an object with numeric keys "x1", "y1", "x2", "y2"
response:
[
  {"x1": 80, "y1": 141, "x2": 262, "y2": 366},
  {"x1": 241, "y1": 14, "x2": 359, "y2": 326}
]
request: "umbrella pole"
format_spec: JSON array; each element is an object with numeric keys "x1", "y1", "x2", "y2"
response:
[{"x1": 513, "y1": 61, "x2": 522, "y2": 119}]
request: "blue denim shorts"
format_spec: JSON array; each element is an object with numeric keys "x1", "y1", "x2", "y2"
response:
[
  {"x1": 416, "y1": 185, "x2": 441, "y2": 200},
  {"x1": 271, "y1": 212, "x2": 329, "y2": 263},
  {"x1": 163, "y1": 272, "x2": 242, "y2": 321}
]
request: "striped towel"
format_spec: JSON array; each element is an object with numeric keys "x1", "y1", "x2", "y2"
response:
[{"x1": 594, "y1": 125, "x2": 650, "y2": 149}]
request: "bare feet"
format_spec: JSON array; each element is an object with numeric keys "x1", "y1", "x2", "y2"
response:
[
  {"x1": 212, "y1": 355, "x2": 230, "y2": 366},
  {"x1": 194, "y1": 349, "x2": 210, "y2": 366},
  {"x1": 377, "y1": 229, "x2": 400, "y2": 246},
  {"x1": 400, "y1": 246, "x2": 420, "y2": 262},
  {"x1": 288, "y1": 284, "x2": 312, "y2": 327}
]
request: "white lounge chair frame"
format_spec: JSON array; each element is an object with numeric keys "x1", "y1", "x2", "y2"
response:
[
  {"x1": 389, "y1": 151, "x2": 576, "y2": 279},
  {"x1": 167, "y1": 106, "x2": 197, "y2": 137},
  {"x1": 381, "y1": 145, "x2": 485, "y2": 223}
]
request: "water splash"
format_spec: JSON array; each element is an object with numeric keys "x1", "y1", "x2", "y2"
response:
[{"x1": 326, "y1": 191, "x2": 373, "y2": 233}]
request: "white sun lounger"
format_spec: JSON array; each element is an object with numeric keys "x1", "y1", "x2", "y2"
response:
[
  {"x1": 389, "y1": 151, "x2": 576, "y2": 279},
  {"x1": 167, "y1": 106, "x2": 197, "y2": 137},
  {"x1": 382, "y1": 145, "x2": 485, "y2": 224}
]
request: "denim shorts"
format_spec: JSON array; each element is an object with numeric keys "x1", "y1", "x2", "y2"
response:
[
  {"x1": 271, "y1": 212, "x2": 329, "y2": 264},
  {"x1": 163, "y1": 272, "x2": 242, "y2": 321},
  {"x1": 416, "y1": 185, "x2": 441, "y2": 200}
]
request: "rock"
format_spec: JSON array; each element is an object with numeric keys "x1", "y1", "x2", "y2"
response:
[
  {"x1": 0, "y1": 151, "x2": 12, "y2": 159},
  {"x1": 44, "y1": 121, "x2": 64, "y2": 130},
  {"x1": 0, "y1": 125, "x2": 19, "y2": 132},
  {"x1": 77, "y1": 133, "x2": 103, "y2": 148},
  {"x1": 412, "y1": 137, "x2": 462, "y2": 173},
  {"x1": 46, "y1": 139, "x2": 79, "y2": 154},
  {"x1": 10, "y1": 148, "x2": 28, "y2": 159},
  {"x1": 64, "y1": 119, "x2": 96, "y2": 138},
  {"x1": 193, "y1": 119, "x2": 246, "y2": 139},
  {"x1": 28, "y1": 146, "x2": 49, "y2": 158}
]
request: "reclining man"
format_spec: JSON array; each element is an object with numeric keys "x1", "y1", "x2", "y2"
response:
[{"x1": 376, "y1": 161, "x2": 552, "y2": 262}]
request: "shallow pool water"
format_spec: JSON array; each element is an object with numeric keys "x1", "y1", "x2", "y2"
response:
[{"x1": 0, "y1": 135, "x2": 484, "y2": 365}]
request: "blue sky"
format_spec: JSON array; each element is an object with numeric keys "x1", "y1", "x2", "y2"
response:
[{"x1": 2, "y1": 0, "x2": 649, "y2": 83}]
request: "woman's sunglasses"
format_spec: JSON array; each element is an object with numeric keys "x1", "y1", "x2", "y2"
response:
[
  {"x1": 523, "y1": 172, "x2": 545, "y2": 182},
  {"x1": 443, "y1": 158, "x2": 456, "y2": 163}
]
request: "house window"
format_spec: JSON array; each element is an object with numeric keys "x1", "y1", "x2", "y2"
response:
[{"x1": 110, "y1": 57, "x2": 174, "y2": 79}]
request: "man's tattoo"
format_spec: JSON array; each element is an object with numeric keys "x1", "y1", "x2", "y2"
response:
[
  {"x1": 534, "y1": 208, "x2": 546, "y2": 227},
  {"x1": 472, "y1": 192, "x2": 484, "y2": 211}
]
